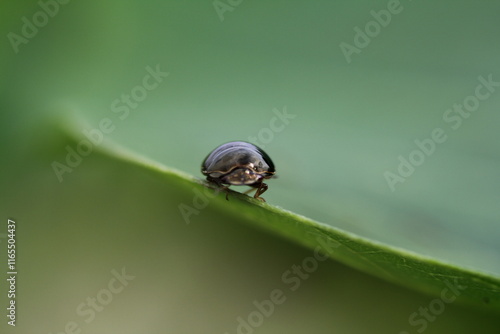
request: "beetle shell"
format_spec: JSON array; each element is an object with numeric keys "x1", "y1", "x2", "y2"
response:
[{"x1": 201, "y1": 141, "x2": 276, "y2": 200}]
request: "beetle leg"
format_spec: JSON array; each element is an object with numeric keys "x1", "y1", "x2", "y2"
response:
[
  {"x1": 207, "y1": 177, "x2": 231, "y2": 201},
  {"x1": 243, "y1": 183, "x2": 262, "y2": 197},
  {"x1": 243, "y1": 188, "x2": 256, "y2": 195},
  {"x1": 253, "y1": 181, "x2": 268, "y2": 202},
  {"x1": 244, "y1": 181, "x2": 268, "y2": 201}
]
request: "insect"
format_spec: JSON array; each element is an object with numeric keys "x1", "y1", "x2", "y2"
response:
[{"x1": 201, "y1": 141, "x2": 276, "y2": 202}]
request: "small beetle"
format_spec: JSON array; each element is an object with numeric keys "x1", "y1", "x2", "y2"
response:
[{"x1": 201, "y1": 141, "x2": 276, "y2": 201}]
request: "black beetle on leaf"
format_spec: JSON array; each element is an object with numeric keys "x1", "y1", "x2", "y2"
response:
[{"x1": 201, "y1": 141, "x2": 276, "y2": 202}]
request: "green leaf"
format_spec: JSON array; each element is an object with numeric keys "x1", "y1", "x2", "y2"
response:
[
  {"x1": 3, "y1": 1, "x2": 500, "y2": 332},
  {"x1": 58, "y1": 114, "x2": 500, "y2": 313}
]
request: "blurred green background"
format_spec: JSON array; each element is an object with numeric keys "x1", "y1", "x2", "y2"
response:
[{"x1": 1, "y1": 0, "x2": 499, "y2": 333}]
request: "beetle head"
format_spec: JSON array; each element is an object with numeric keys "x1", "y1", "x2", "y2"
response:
[{"x1": 221, "y1": 167, "x2": 261, "y2": 185}]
